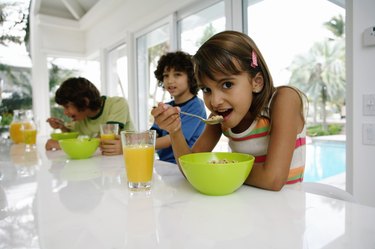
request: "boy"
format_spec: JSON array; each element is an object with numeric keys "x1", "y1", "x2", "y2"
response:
[
  {"x1": 45, "y1": 77, "x2": 134, "y2": 151},
  {"x1": 151, "y1": 51, "x2": 206, "y2": 163}
]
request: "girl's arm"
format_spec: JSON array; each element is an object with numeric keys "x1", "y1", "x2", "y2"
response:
[
  {"x1": 169, "y1": 122, "x2": 222, "y2": 172},
  {"x1": 151, "y1": 103, "x2": 191, "y2": 159},
  {"x1": 151, "y1": 103, "x2": 222, "y2": 169},
  {"x1": 245, "y1": 87, "x2": 305, "y2": 191}
]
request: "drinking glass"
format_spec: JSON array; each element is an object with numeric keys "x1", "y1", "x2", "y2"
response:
[
  {"x1": 120, "y1": 130, "x2": 156, "y2": 191},
  {"x1": 100, "y1": 123, "x2": 119, "y2": 140},
  {"x1": 22, "y1": 120, "x2": 37, "y2": 151}
]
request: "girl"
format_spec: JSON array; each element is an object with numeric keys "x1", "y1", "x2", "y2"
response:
[{"x1": 151, "y1": 31, "x2": 307, "y2": 191}]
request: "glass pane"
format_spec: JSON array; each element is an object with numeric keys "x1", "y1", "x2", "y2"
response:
[
  {"x1": 137, "y1": 24, "x2": 170, "y2": 130},
  {"x1": 179, "y1": 1, "x2": 225, "y2": 55},
  {"x1": 245, "y1": 0, "x2": 345, "y2": 86},
  {"x1": 47, "y1": 57, "x2": 100, "y2": 122},
  {"x1": 245, "y1": 0, "x2": 346, "y2": 187},
  {"x1": 178, "y1": 1, "x2": 227, "y2": 151},
  {"x1": 108, "y1": 44, "x2": 128, "y2": 99}
]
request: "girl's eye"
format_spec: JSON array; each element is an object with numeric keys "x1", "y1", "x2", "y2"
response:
[
  {"x1": 223, "y1": 81, "x2": 233, "y2": 89},
  {"x1": 201, "y1": 87, "x2": 211, "y2": 93}
]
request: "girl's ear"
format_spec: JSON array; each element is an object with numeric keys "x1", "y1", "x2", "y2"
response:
[{"x1": 252, "y1": 72, "x2": 264, "y2": 93}]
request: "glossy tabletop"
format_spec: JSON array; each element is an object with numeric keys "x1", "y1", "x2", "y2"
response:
[{"x1": 1, "y1": 137, "x2": 375, "y2": 249}]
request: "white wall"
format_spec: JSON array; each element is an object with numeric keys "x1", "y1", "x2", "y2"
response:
[
  {"x1": 347, "y1": 0, "x2": 375, "y2": 207},
  {"x1": 84, "y1": 0, "x2": 198, "y2": 55}
]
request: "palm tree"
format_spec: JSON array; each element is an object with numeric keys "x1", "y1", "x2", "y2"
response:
[
  {"x1": 288, "y1": 15, "x2": 345, "y2": 128},
  {"x1": 324, "y1": 14, "x2": 344, "y2": 38}
]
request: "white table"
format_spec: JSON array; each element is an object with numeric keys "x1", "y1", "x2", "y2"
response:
[{"x1": 1, "y1": 138, "x2": 375, "y2": 249}]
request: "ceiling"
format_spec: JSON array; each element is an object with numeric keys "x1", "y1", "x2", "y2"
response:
[
  {"x1": 35, "y1": 0, "x2": 100, "y2": 21},
  {"x1": 33, "y1": 0, "x2": 346, "y2": 24}
]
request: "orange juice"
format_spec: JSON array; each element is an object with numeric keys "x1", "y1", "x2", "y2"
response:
[
  {"x1": 101, "y1": 133, "x2": 116, "y2": 140},
  {"x1": 10, "y1": 122, "x2": 24, "y2": 143},
  {"x1": 123, "y1": 145, "x2": 155, "y2": 182},
  {"x1": 24, "y1": 129, "x2": 37, "y2": 145}
]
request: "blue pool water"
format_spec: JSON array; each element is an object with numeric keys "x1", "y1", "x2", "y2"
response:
[{"x1": 304, "y1": 141, "x2": 346, "y2": 182}]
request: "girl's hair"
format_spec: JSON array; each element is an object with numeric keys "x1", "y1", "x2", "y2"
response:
[
  {"x1": 55, "y1": 77, "x2": 102, "y2": 111},
  {"x1": 154, "y1": 51, "x2": 199, "y2": 95},
  {"x1": 193, "y1": 30, "x2": 276, "y2": 118}
]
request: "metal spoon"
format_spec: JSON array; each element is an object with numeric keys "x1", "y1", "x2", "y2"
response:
[{"x1": 180, "y1": 111, "x2": 223, "y2": 125}]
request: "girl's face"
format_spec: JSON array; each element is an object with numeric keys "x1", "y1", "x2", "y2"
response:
[
  {"x1": 62, "y1": 102, "x2": 90, "y2": 121},
  {"x1": 162, "y1": 68, "x2": 190, "y2": 100},
  {"x1": 200, "y1": 71, "x2": 261, "y2": 131}
]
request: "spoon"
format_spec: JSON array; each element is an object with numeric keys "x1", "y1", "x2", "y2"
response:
[
  {"x1": 180, "y1": 111, "x2": 223, "y2": 125},
  {"x1": 78, "y1": 133, "x2": 98, "y2": 141}
]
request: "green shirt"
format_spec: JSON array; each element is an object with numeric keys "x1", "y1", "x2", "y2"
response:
[{"x1": 67, "y1": 96, "x2": 134, "y2": 137}]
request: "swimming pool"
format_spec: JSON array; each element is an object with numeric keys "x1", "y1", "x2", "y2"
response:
[{"x1": 304, "y1": 141, "x2": 346, "y2": 182}]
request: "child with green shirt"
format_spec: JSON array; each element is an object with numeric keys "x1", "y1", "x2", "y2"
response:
[{"x1": 45, "y1": 77, "x2": 134, "y2": 151}]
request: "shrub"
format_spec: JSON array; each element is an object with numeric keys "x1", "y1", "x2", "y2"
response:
[{"x1": 307, "y1": 124, "x2": 343, "y2": 137}]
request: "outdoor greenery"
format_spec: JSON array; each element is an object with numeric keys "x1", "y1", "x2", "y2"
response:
[
  {"x1": 0, "y1": 1, "x2": 28, "y2": 45},
  {"x1": 289, "y1": 14, "x2": 345, "y2": 130},
  {"x1": 48, "y1": 63, "x2": 77, "y2": 122},
  {"x1": 307, "y1": 123, "x2": 343, "y2": 137},
  {"x1": 0, "y1": 1, "x2": 31, "y2": 125}
]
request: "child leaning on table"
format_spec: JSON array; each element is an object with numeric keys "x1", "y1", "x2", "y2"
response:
[
  {"x1": 151, "y1": 31, "x2": 308, "y2": 191},
  {"x1": 45, "y1": 77, "x2": 135, "y2": 153}
]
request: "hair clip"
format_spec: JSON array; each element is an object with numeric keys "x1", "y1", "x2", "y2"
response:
[{"x1": 251, "y1": 50, "x2": 258, "y2": 68}]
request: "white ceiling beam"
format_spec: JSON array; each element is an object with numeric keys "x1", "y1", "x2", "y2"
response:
[
  {"x1": 61, "y1": 0, "x2": 85, "y2": 20},
  {"x1": 36, "y1": 14, "x2": 80, "y2": 30},
  {"x1": 30, "y1": 0, "x2": 42, "y2": 15}
]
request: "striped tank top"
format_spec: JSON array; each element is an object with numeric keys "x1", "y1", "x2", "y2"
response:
[{"x1": 222, "y1": 87, "x2": 307, "y2": 184}]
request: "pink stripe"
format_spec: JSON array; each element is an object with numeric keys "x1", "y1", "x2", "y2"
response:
[
  {"x1": 255, "y1": 155, "x2": 266, "y2": 163},
  {"x1": 295, "y1": 137, "x2": 306, "y2": 148},
  {"x1": 286, "y1": 177, "x2": 304, "y2": 184}
]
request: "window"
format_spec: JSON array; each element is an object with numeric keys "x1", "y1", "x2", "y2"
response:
[
  {"x1": 178, "y1": 0, "x2": 227, "y2": 151},
  {"x1": 136, "y1": 23, "x2": 171, "y2": 130},
  {"x1": 107, "y1": 44, "x2": 129, "y2": 99},
  {"x1": 48, "y1": 57, "x2": 100, "y2": 122},
  {"x1": 244, "y1": 0, "x2": 346, "y2": 187},
  {"x1": 178, "y1": 1, "x2": 225, "y2": 54}
]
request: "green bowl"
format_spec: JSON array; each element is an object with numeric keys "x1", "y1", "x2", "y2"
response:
[
  {"x1": 179, "y1": 152, "x2": 255, "y2": 196},
  {"x1": 51, "y1": 132, "x2": 79, "y2": 141},
  {"x1": 59, "y1": 138, "x2": 100, "y2": 160}
]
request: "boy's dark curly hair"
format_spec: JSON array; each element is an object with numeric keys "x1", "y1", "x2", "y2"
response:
[
  {"x1": 55, "y1": 77, "x2": 102, "y2": 112},
  {"x1": 154, "y1": 51, "x2": 199, "y2": 95}
]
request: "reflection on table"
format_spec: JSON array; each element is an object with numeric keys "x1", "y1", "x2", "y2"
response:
[{"x1": 0, "y1": 137, "x2": 375, "y2": 249}]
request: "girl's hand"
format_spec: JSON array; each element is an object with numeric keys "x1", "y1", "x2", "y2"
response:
[
  {"x1": 100, "y1": 135, "x2": 122, "y2": 156},
  {"x1": 151, "y1": 103, "x2": 182, "y2": 134}
]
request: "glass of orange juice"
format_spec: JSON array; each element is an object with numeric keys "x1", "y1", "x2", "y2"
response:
[
  {"x1": 120, "y1": 130, "x2": 156, "y2": 191},
  {"x1": 100, "y1": 123, "x2": 119, "y2": 140},
  {"x1": 10, "y1": 122, "x2": 24, "y2": 144},
  {"x1": 22, "y1": 122, "x2": 37, "y2": 151}
]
